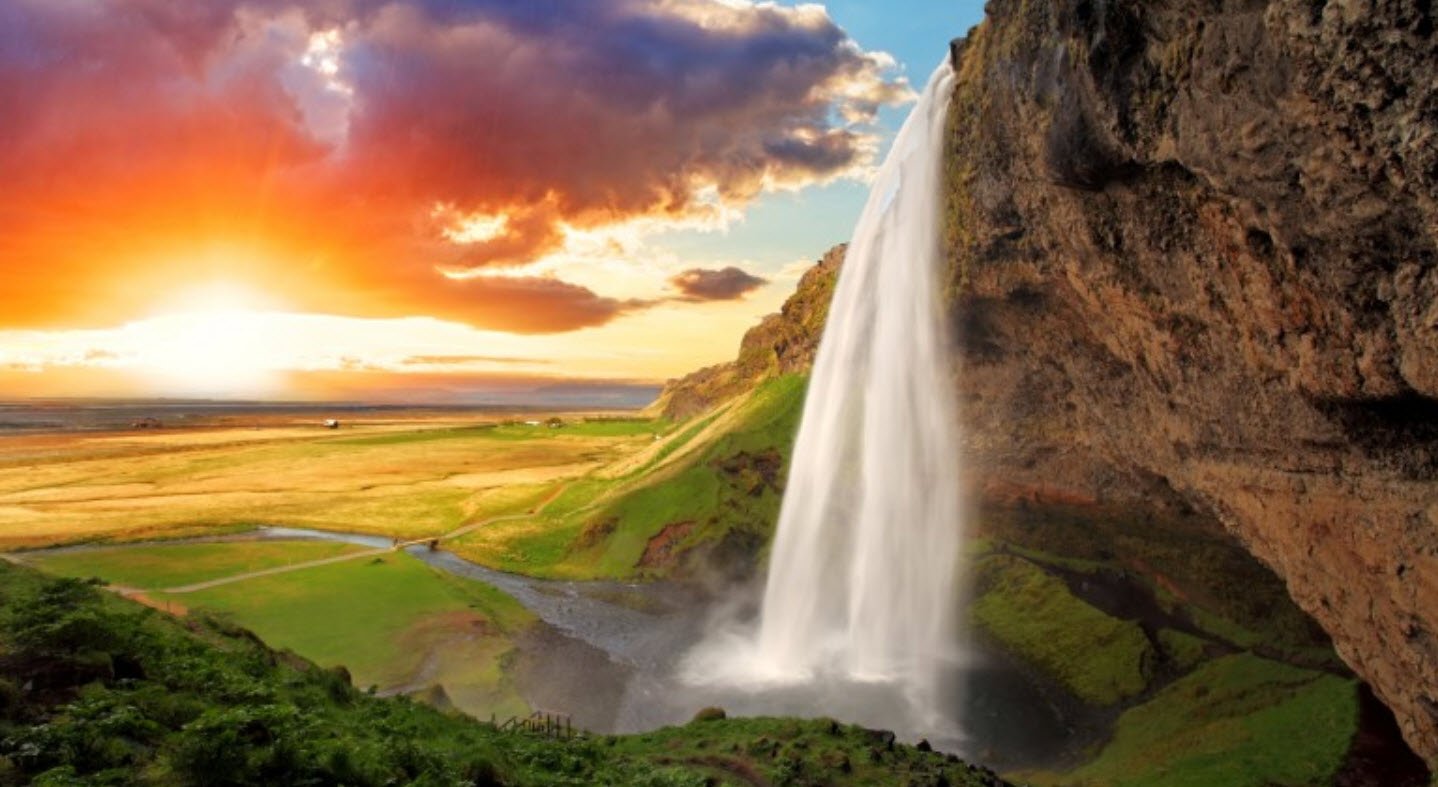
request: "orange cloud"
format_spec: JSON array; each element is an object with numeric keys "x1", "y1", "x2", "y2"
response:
[{"x1": 0, "y1": 0, "x2": 909, "y2": 333}]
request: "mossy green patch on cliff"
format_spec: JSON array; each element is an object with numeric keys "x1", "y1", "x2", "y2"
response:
[
  {"x1": 1023, "y1": 654, "x2": 1358, "y2": 787},
  {"x1": 1155, "y1": 628, "x2": 1209, "y2": 674},
  {"x1": 971, "y1": 553, "x2": 1153, "y2": 705},
  {"x1": 977, "y1": 503, "x2": 1338, "y2": 670},
  {"x1": 970, "y1": 534, "x2": 1382, "y2": 785}
]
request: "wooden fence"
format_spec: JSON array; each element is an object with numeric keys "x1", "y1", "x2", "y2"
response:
[{"x1": 492, "y1": 710, "x2": 578, "y2": 740}]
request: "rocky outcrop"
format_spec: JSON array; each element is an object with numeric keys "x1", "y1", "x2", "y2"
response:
[
  {"x1": 653, "y1": 245, "x2": 843, "y2": 419},
  {"x1": 945, "y1": 0, "x2": 1438, "y2": 761}
]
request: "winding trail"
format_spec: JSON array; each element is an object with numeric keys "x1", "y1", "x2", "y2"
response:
[
  {"x1": 144, "y1": 481, "x2": 575, "y2": 594},
  {"x1": 161, "y1": 546, "x2": 398, "y2": 593}
]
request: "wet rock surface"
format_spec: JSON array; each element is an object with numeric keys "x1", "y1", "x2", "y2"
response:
[{"x1": 945, "y1": 0, "x2": 1438, "y2": 762}]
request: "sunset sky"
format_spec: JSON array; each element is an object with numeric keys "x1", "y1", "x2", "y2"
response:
[{"x1": 0, "y1": 0, "x2": 983, "y2": 402}]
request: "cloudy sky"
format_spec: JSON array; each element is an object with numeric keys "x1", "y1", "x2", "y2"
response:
[{"x1": 0, "y1": 0, "x2": 983, "y2": 401}]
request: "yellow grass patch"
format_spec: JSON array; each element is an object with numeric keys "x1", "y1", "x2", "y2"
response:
[{"x1": 0, "y1": 415, "x2": 657, "y2": 549}]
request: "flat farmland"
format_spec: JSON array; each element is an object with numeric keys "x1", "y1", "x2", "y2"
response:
[{"x1": 0, "y1": 414, "x2": 665, "y2": 549}]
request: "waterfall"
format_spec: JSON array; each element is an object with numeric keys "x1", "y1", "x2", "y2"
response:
[{"x1": 680, "y1": 58, "x2": 965, "y2": 736}]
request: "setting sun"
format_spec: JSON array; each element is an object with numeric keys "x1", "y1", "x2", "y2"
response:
[{"x1": 131, "y1": 282, "x2": 291, "y2": 397}]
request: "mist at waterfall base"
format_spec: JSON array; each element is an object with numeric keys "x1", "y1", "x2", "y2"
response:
[{"x1": 667, "y1": 59, "x2": 971, "y2": 748}]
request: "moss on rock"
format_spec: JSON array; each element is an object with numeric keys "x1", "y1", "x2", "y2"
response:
[{"x1": 971, "y1": 554, "x2": 1153, "y2": 705}]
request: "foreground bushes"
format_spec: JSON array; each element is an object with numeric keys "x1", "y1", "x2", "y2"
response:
[{"x1": 0, "y1": 565, "x2": 998, "y2": 786}]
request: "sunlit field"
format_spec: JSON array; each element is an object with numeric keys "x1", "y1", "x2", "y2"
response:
[{"x1": 0, "y1": 414, "x2": 668, "y2": 549}]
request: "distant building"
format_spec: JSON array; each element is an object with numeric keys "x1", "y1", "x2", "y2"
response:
[
  {"x1": 523, "y1": 420, "x2": 541, "y2": 426},
  {"x1": 323, "y1": 419, "x2": 340, "y2": 429}
]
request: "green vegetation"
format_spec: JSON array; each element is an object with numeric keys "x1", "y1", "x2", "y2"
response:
[
  {"x1": 971, "y1": 554, "x2": 1153, "y2": 705},
  {"x1": 161, "y1": 552, "x2": 533, "y2": 719},
  {"x1": 29, "y1": 540, "x2": 366, "y2": 590},
  {"x1": 451, "y1": 375, "x2": 807, "y2": 580},
  {"x1": 0, "y1": 562, "x2": 1000, "y2": 786},
  {"x1": 568, "y1": 374, "x2": 806, "y2": 577},
  {"x1": 329, "y1": 425, "x2": 504, "y2": 447},
  {"x1": 977, "y1": 503, "x2": 1335, "y2": 668},
  {"x1": 607, "y1": 717, "x2": 1000, "y2": 786},
  {"x1": 1023, "y1": 655, "x2": 1357, "y2": 787},
  {"x1": 1155, "y1": 629, "x2": 1209, "y2": 674},
  {"x1": 968, "y1": 532, "x2": 1367, "y2": 786}
]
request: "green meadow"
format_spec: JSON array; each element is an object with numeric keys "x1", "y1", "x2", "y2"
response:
[
  {"x1": 159, "y1": 552, "x2": 534, "y2": 719},
  {"x1": 29, "y1": 539, "x2": 368, "y2": 590}
]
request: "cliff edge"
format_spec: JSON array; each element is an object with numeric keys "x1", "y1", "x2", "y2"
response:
[{"x1": 652, "y1": 244, "x2": 842, "y2": 419}]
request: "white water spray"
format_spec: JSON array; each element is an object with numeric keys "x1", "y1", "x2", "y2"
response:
[{"x1": 682, "y1": 59, "x2": 965, "y2": 734}]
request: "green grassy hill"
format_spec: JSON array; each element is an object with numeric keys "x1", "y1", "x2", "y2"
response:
[
  {"x1": 0, "y1": 562, "x2": 1005, "y2": 787},
  {"x1": 449, "y1": 374, "x2": 808, "y2": 581}
]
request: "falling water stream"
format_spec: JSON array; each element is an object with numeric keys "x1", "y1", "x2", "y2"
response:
[{"x1": 679, "y1": 58, "x2": 967, "y2": 741}]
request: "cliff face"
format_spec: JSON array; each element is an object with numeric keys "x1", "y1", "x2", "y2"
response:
[
  {"x1": 946, "y1": 0, "x2": 1438, "y2": 761},
  {"x1": 652, "y1": 245, "x2": 842, "y2": 419}
]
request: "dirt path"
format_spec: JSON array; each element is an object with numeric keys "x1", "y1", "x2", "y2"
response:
[
  {"x1": 3, "y1": 480, "x2": 582, "y2": 597},
  {"x1": 137, "y1": 482, "x2": 577, "y2": 594},
  {"x1": 432, "y1": 511, "x2": 536, "y2": 542},
  {"x1": 161, "y1": 546, "x2": 401, "y2": 593},
  {"x1": 434, "y1": 481, "x2": 571, "y2": 541}
]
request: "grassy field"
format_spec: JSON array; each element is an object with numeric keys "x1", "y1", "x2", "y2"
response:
[
  {"x1": 26, "y1": 539, "x2": 368, "y2": 590},
  {"x1": 19, "y1": 537, "x2": 534, "y2": 720},
  {"x1": 0, "y1": 413, "x2": 664, "y2": 549},
  {"x1": 0, "y1": 387, "x2": 799, "y2": 585},
  {"x1": 157, "y1": 552, "x2": 535, "y2": 719}
]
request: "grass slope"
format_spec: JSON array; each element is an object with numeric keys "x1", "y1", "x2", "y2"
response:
[
  {"x1": 162, "y1": 552, "x2": 533, "y2": 719},
  {"x1": 0, "y1": 562, "x2": 1005, "y2": 787},
  {"x1": 450, "y1": 375, "x2": 807, "y2": 580}
]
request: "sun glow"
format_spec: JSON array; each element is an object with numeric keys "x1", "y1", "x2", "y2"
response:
[{"x1": 131, "y1": 283, "x2": 291, "y2": 397}]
